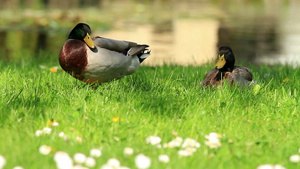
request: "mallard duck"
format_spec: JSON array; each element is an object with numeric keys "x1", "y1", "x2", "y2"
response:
[
  {"x1": 200, "y1": 46, "x2": 253, "y2": 86},
  {"x1": 59, "y1": 23, "x2": 150, "y2": 84}
]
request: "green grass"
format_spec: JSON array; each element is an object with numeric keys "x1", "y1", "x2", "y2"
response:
[{"x1": 0, "y1": 57, "x2": 299, "y2": 169}]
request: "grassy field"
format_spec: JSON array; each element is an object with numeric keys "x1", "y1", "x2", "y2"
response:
[{"x1": 0, "y1": 55, "x2": 299, "y2": 169}]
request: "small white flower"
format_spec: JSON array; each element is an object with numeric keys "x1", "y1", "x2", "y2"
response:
[
  {"x1": 158, "y1": 154, "x2": 170, "y2": 163},
  {"x1": 182, "y1": 138, "x2": 200, "y2": 148},
  {"x1": 107, "y1": 158, "x2": 121, "y2": 168},
  {"x1": 185, "y1": 147, "x2": 197, "y2": 154},
  {"x1": 85, "y1": 157, "x2": 96, "y2": 167},
  {"x1": 13, "y1": 166, "x2": 24, "y2": 169},
  {"x1": 58, "y1": 131, "x2": 66, "y2": 138},
  {"x1": 52, "y1": 122, "x2": 59, "y2": 126},
  {"x1": 135, "y1": 154, "x2": 151, "y2": 169},
  {"x1": 273, "y1": 164, "x2": 286, "y2": 169},
  {"x1": 289, "y1": 154, "x2": 300, "y2": 163},
  {"x1": 119, "y1": 166, "x2": 130, "y2": 169},
  {"x1": 90, "y1": 148, "x2": 102, "y2": 157},
  {"x1": 204, "y1": 132, "x2": 221, "y2": 149},
  {"x1": 173, "y1": 137, "x2": 183, "y2": 147},
  {"x1": 257, "y1": 164, "x2": 286, "y2": 169},
  {"x1": 124, "y1": 147, "x2": 134, "y2": 155},
  {"x1": 177, "y1": 150, "x2": 192, "y2": 157},
  {"x1": 164, "y1": 141, "x2": 176, "y2": 148},
  {"x1": 72, "y1": 164, "x2": 85, "y2": 169},
  {"x1": 204, "y1": 140, "x2": 221, "y2": 149},
  {"x1": 0, "y1": 155, "x2": 6, "y2": 169},
  {"x1": 299, "y1": 148, "x2": 300, "y2": 153},
  {"x1": 39, "y1": 145, "x2": 52, "y2": 155},
  {"x1": 39, "y1": 65, "x2": 46, "y2": 69},
  {"x1": 146, "y1": 136, "x2": 161, "y2": 145},
  {"x1": 257, "y1": 164, "x2": 274, "y2": 169},
  {"x1": 43, "y1": 127, "x2": 52, "y2": 134},
  {"x1": 76, "y1": 136, "x2": 83, "y2": 143},
  {"x1": 73, "y1": 153, "x2": 86, "y2": 164},
  {"x1": 54, "y1": 151, "x2": 73, "y2": 169},
  {"x1": 205, "y1": 132, "x2": 221, "y2": 140},
  {"x1": 35, "y1": 130, "x2": 43, "y2": 137},
  {"x1": 100, "y1": 164, "x2": 113, "y2": 169}
]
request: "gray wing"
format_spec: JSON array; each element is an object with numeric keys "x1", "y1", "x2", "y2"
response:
[
  {"x1": 200, "y1": 69, "x2": 219, "y2": 86},
  {"x1": 232, "y1": 66, "x2": 253, "y2": 85},
  {"x1": 93, "y1": 36, "x2": 149, "y2": 55}
]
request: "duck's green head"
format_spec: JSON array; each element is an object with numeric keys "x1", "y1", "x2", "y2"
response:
[
  {"x1": 68, "y1": 23, "x2": 96, "y2": 49},
  {"x1": 214, "y1": 46, "x2": 235, "y2": 71}
]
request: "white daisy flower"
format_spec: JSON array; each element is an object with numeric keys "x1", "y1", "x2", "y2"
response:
[
  {"x1": 257, "y1": 164, "x2": 286, "y2": 169},
  {"x1": 35, "y1": 130, "x2": 43, "y2": 137},
  {"x1": 72, "y1": 164, "x2": 84, "y2": 169},
  {"x1": 135, "y1": 154, "x2": 151, "y2": 169},
  {"x1": 204, "y1": 132, "x2": 221, "y2": 149},
  {"x1": 185, "y1": 147, "x2": 197, "y2": 154},
  {"x1": 58, "y1": 132, "x2": 66, "y2": 138},
  {"x1": 0, "y1": 155, "x2": 6, "y2": 169},
  {"x1": 173, "y1": 137, "x2": 183, "y2": 147},
  {"x1": 43, "y1": 127, "x2": 52, "y2": 134},
  {"x1": 273, "y1": 164, "x2": 286, "y2": 169},
  {"x1": 90, "y1": 148, "x2": 102, "y2": 158},
  {"x1": 85, "y1": 157, "x2": 96, "y2": 168},
  {"x1": 119, "y1": 166, "x2": 131, "y2": 169},
  {"x1": 177, "y1": 150, "x2": 191, "y2": 157},
  {"x1": 205, "y1": 132, "x2": 221, "y2": 140},
  {"x1": 100, "y1": 164, "x2": 113, "y2": 169},
  {"x1": 39, "y1": 65, "x2": 46, "y2": 69},
  {"x1": 182, "y1": 138, "x2": 200, "y2": 148},
  {"x1": 52, "y1": 121, "x2": 59, "y2": 126},
  {"x1": 76, "y1": 136, "x2": 83, "y2": 143},
  {"x1": 158, "y1": 154, "x2": 170, "y2": 163},
  {"x1": 204, "y1": 140, "x2": 221, "y2": 149},
  {"x1": 12, "y1": 166, "x2": 24, "y2": 169},
  {"x1": 257, "y1": 164, "x2": 274, "y2": 169},
  {"x1": 146, "y1": 136, "x2": 161, "y2": 145},
  {"x1": 124, "y1": 147, "x2": 134, "y2": 155},
  {"x1": 289, "y1": 154, "x2": 300, "y2": 163},
  {"x1": 54, "y1": 151, "x2": 73, "y2": 169},
  {"x1": 39, "y1": 145, "x2": 52, "y2": 155},
  {"x1": 73, "y1": 153, "x2": 86, "y2": 164},
  {"x1": 107, "y1": 158, "x2": 121, "y2": 168}
]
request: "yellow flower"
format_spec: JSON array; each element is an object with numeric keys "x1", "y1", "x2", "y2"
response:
[
  {"x1": 113, "y1": 116, "x2": 120, "y2": 122},
  {"x1": 47, "y1": 119, "x2": 59, "y2": 126},
  {"x1": 50, "y1": 67, "x2": 58, "y2": 73},
  {"x1": 283, "y1": 78, "x2": 290, "y2": 82}
]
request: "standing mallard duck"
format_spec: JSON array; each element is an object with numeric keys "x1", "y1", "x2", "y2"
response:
[
  {"x1": 200, "y1": 46, "x2": 253, "y2": 86},
  {"x1": 59, "y1": 23, "x2": 150, "y2": 84}
]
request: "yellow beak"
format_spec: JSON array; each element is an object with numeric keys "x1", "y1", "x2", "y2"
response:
[
  {"x1": 214, "y1": 54, "x2": 226, "y2": 69},
  {"x1": 84, "y1": 33, "x2": 96, "y2": 49}
]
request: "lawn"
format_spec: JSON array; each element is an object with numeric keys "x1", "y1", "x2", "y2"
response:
[{"x1": 0, "y1": 55, "x2": 299, "y2": 169}]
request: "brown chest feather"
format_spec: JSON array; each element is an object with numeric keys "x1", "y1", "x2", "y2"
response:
[{"x1": 59, "y1": 40, "x2": 88, "y2": 79}]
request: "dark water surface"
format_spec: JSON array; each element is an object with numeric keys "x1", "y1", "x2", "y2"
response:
[{"x1": 0, "y1": 0, "x2": 299, "y2": 67}]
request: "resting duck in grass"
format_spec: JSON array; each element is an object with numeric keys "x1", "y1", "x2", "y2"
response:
[
  {"x1": 200, "y1": 46, "x2": 253, "y2": 86},
  {"x1": 59, "y1": 23, "x2": 150, "y2": 84}
]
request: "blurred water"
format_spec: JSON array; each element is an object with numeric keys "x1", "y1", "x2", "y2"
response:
[{"x1": 0, "y1": 0, "x2": 299, "y2": 67}]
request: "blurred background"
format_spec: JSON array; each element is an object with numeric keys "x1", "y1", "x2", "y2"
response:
[{"x1": 0, "y1": 0, "x2": 299, "y2": 67}]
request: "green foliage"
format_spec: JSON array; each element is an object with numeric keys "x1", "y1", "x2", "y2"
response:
[{"x1": 0, "y1": 58, "x2": 299, "y2": 169}]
